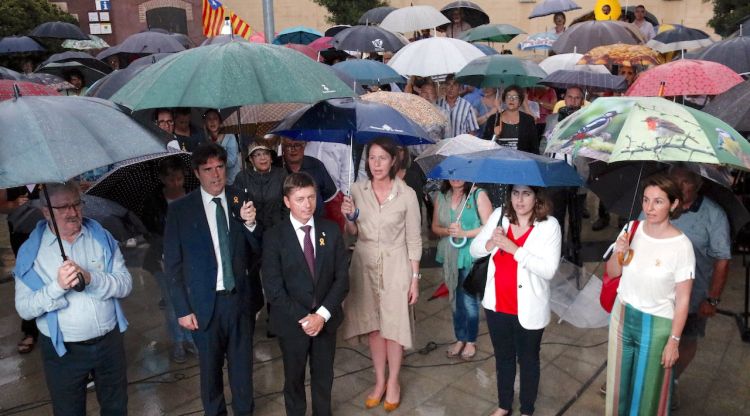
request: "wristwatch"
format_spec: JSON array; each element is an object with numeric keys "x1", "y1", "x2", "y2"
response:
[
  {"x1": 706, "y1": 297, "x2": 721, "y2": 307},
  {"x1": 412, "y1": 272, "x2": 422, "y2": 281}
]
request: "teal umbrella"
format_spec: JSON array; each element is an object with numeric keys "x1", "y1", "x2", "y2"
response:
[
  {"x1": 455, "y1": 55, "x2": 547, "y2": 88},
  {"x1": 111, "y1": 42, "x2": 355, "y2": 111},
  {"x1": 460, "y1": 24, "x2": 525, "y2": 43}
]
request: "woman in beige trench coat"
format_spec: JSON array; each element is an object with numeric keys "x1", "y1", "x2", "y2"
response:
[{"x1": 341, "y1": 137, "x2": 422, "y2": 412}]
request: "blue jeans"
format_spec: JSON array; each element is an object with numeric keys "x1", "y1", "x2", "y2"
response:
[
  {"x1": 155, "y1": 271, "x2": 192, "y2": 344},
  {"x1": 454, "y1": 267, "x2": 480, "y2": 342}
]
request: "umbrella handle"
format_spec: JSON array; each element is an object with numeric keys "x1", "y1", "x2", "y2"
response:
[
  {"x1": 450, "y1": 236, "x2": 467, "y2": 248},
  {"x1": 42, "y1": 185, "x2": 86, "y2": 292},
  {"x1": 617, "y1": 249, "x2": 634, "y2": 266}
]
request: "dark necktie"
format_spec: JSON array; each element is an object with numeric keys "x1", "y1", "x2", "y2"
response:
[
  {"x1": 212, "y1": 197, "x2": 235, "y2": 291},
  {"x1": 301, "y1": 225, "x2": 315, "y2": 280}
]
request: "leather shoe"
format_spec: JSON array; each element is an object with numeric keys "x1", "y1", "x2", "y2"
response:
[
  {"x1": 364, "y1": 391, "x2": 384, "y2": 409},
  {"x1": 383, "y1": 399, "x2": 400, "y2": 412}
]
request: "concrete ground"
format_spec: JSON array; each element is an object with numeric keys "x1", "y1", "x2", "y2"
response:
[{"x1": 0, "y1": 209, "x2": 748, "y2": 416}]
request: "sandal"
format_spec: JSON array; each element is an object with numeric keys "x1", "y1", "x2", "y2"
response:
[
  {"x1": 461, "y1": 342, "x2": 477, "y2": 360},
  {"x1": 446, "y1": 341, "x2": 465, "y2": 358},
  {"x1": 17, "y1": 335, "x2": 35, "y2": 354}
]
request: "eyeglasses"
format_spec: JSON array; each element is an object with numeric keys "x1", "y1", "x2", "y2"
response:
[
  {"x1": 50, "y1": 200, "x2": 84, "y2": 211},
  {"x1": 506, "y1": 95, "x2": 520, "y2": 101},
  {"x1": 251, "y1": 150, "x2": 271, "y2": 158},
  {"x1": 157, "y1": 120, "x2": 174, "y2": 126},
  {"x1": 283, "y1": 143, "x2": 304, "y2": 149}
]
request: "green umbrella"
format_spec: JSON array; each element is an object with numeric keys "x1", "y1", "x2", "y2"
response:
[
  {"x1": 460, "y1": 24, "x2": 526, "y2": 43},
  {"x1": 455, "y1": 55, "x2": 547, "y2": 88},
  {"x1": 545, "y1": 96, "x2": 750, "y2": 171},
  {"x1": 111, "y1": 42, "x2": 355, "y2": 111}
]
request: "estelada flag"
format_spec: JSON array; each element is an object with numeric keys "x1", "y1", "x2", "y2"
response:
[{"x1": 202, "y1": 0, "x2": 253, "y2": 40}]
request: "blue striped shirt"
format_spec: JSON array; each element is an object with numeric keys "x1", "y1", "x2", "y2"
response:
[{"x1": 437, "y1": 96, "x2": 480, "y2": 136}]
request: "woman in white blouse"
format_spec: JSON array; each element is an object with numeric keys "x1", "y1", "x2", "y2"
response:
[{"x1": 605, "y1": 173, "x2": 695, "y2": 416}]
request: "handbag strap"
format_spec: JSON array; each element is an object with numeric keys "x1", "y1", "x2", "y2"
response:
[{"x1": 628, "y1": 220, "x2": 640, "y2": 244}]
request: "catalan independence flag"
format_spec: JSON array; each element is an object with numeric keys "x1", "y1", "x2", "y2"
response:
[{"x1": 202, "y1": 0, "x2": 253, "y2": 40}]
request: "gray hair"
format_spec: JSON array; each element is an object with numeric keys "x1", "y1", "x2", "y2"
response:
[{"x1": 40, "y1": 181, "x2": 81, "y2": 207}]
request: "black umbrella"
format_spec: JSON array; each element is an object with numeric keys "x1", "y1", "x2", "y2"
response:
[
  {"x1": 86, "y1": 152, "x2": 198, "y2": 218},
  {"x1": 0, "y1": 36, "x2": 46, "y2": 54},
  {"x1": 36, "y1": 61, "x2": 107, "y2": 87},
  {"x1": 439, "y1": 1, "x2": 490, "y2": 29},
  {"x1": 589, "y1": 161, "x2": 750, "y2": 237},
  {"x1": 40, "y1": 51, "x2": 113, "y2": 74},
  {"x1": 97, "y1": 31, "x2": 185, "y2": 60},
  {"x1": 620, "y1": 6, "x2": 659, "y2": 26},
  {"x1": 703, "y1": 79, "x2": 750, "y2": 133},
  {"x1": 200, "y1": 35, "x2": 249, "y2": 46},
  {"x1": 86, "y1": 66, "x2": 148, "y2": 99},
  {"x1": 540, "y1": 69, "x2": 628, "y2": 92},
  {"x1": 325, "y1": 25, "x2": 351, "y2": 37},
  {"x1": 127, "y1": 53, "x2": 173, "y2": 68},
  {"x1": 0, "y1": 66, "x2": 23, "y2": 80},
  {"x1": 694, "y1": 35, "x2": 750, "y2": 75},
  {"x1": 332, "y1": 25, "x2": 407, "y2": 53},
  {"x1": 171, "y1": 32, "x2": 194, "y2": 49},
  {"x1": 646, "y1": 26, "x2": 713, "y2": 53},
  {"x1": 358, "y1": 6, "x2": 397, "y2": 25},
  {"x1": 30, "y1": 21, "x2": 88, "y2": 40}
]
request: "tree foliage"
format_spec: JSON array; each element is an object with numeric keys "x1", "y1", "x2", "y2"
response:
[
  {"x1": 708, "y1": 0, "x2": 750, "y2": 38},
  {"x1": 0, "y1": 0, "x2": 78, "y2": 38},
  {"x1": 312, "y1": 0, "x2": 390, "y2": 26}
]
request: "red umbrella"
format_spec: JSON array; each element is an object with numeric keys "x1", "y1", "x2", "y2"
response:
[
  {"x1": 285, "y1": 43, "x2": 317, "y2": 60},
  {"x1": 308, "y1": 36, "x2": 334, "y2": 52},
  {"x1": 626, "y1": 59, "x2": 743, "y2": 97},
  {"x1": 0, "y1": 80, "x2": 60, "y2": 101},
  {"x1": 428, "y1": 282, "x2": 449, "y2": 301}
]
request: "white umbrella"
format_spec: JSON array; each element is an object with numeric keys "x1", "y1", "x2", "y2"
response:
[
  {"x1": 415, "y1": 134, "x2": 499, "y2": 173},
  {"x1": 380, "y1": 5, "x2": 450, "y2": 33},
  {"x1": 539, "y1": 53, "x2": 610, "y2": 74},
  {"x1": 387, "y1": 37, "x2": 484, "y2": 77},
  {"x1": 549, "y1": 259, "x2": 610, "y2": 329}
]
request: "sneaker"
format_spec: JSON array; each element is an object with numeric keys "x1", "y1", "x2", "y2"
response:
[
  {"x1": 171, "y1": 344, "x2": 187, "y2": 364},
  {"x1": 125, "y1": 238, "x2": 137, "y2": 248},
  {"x1": 592, "y1": 216, "x2": 610, "y2": 231}
]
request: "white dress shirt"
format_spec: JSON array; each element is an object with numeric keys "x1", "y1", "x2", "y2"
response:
[
  {"x1": 289, "y1": 214, "x2": 331, "y2": 322},
  {"x1": 201, "y1": 188, "x2": 230, "y2": 291}
]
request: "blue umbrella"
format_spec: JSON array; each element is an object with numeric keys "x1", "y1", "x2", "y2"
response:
[
  {"x1": 333, "y1": 60, "x2": 403, "y2": 85},
  {"x1": 518, "y1": 32, "x2": 559, "y2": 51},
  {"x1": 473, "y1": 43, "x2": 500, "y2": 56},
  {"x1": 528, "y1": 0, "x2": 581, "y2": 19},
  {"x1": 272, "y1": 26, "x2": 323, "y2": 45},
  {"x1": 427, "y1": 148, "x2": 583, "y2": 187},
  {"x1": 272, "y1": 97, "x2": 432, "y2": 146},
  {"x1": 0, "y1": 36, "x2": 45, "y2": 55}
]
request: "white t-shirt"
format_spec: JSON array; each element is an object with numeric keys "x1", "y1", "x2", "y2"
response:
[{"x1": 617, "y1": 223, "x2": 695, "y2": 319}]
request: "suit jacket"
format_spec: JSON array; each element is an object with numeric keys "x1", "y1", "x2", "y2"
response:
[
  {"x1": 164, "y1": 186, "x2": 263, "y2": 330},
  {"x1": 261, "y1": 217, "x2": 349, "y2": 338}
]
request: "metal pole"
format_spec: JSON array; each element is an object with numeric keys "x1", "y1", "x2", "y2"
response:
[{"x1": 262, "y1": 0, "x2": 275, "y2": 44}]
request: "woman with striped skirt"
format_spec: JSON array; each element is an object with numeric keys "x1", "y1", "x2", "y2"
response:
[{"x1": 605, "y1": 174, "x2": 695, "y2": 415}]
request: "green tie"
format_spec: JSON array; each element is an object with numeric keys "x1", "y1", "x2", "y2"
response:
[{"x1": 212, "y1": 197, "x2": 235, "y2": 291}]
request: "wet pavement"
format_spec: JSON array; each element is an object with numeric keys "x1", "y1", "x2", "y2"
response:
[{"x1": 0, "y1": 210, "x2": 748, "y2": 416}]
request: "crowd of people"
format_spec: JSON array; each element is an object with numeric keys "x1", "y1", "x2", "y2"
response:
[{"x1": 3, "y1": 4, "x2": 740, "y2": 416}]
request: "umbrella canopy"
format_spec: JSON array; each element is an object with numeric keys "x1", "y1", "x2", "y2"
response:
[
  {"x1": 529, "y1": 0, "x2": 582, "y2": 19},
  {"x1": 540, "y1": 69, "x2": 628, "y2": 92},
  {"x1": 21, "y1": 73, "x2": 75, "y2": 91},
  {"x1": 323, "y1": 63, "x2": 366, "y2": 95},
  {"x1": 30, "y1": 21, "x2": 88, "y2": 40},
  {"x1": 552, "y1": 20, "x2": 643, "y2": 54},
  {"x1": 40, "y1": 51, "x2": 113, "y2": 74},
  {"x1": 0, "y1": 36, "x2": 45, "y2": 54},
  {"x1": 439, "y1": 1, "x2": 490, "y2": 29},
  {"x1": 693, "y1": 35, "x2": 750, "y2": 75},
  {"x1": 358, "y1": 6, "x2": 397, "y2": 25},
  {"x1": 626, "y1": 59, "x2": 743, "y2": 97},
  {"x1": 324, "y1": 25, "x2": 351, "y2": 38},
  {"x1": 170, "y1": 33, "x2": 193, "y2": 49},
  {"x1": 111, "y1": 42, "x2": 355, "y2": 111},
  {"x1": 0, "y1": 95, "x2": 166, "y2": 188},
  {"x1": 474, "y1": 43, "x2": 500, "y2": 55},
  {"x1": 387, "y1": 37, "x2": 484, "y2": 77},
  {"x1": 272, "y1": 26, "x2": 322, "y2": 45},
  {"x1": 414, "y1": 133, "x2": 499, "y2": 173},
  {"x1": 646, "y1": 26, "x2": 713, "y2": 53},
  {"x1": 333, "y1": 60, "x2": 403, "y2": 85},
  {"x1": 285, "y1": 43, "x2": 317, "y2": 60},
  {"x1": 86, "y1": 66, "x2": 148, "y2": 99},
  {"x1": 427, "y1": 148, "x2": 583, "y2": 187},
  {"x1": 579, "y1": 44, "x2": 664, "y2": 68},
  {"x1": 380, "y1": 6, "x2": 451, "y2": 33},
  {"x1": 61, "y1": 34, "x2": 109, "y2": 50},
  {"x1": 223, "y1": 102, "x2": 306, "y2": 128},
  {"x1": 518, "y1": 32, "x2": 559, "y2": 51},
  {"x1": 308, "y1": 36, "x2": 334, "y2": 52},
  {"x1": 540, "y1": 53, "x2": 585, "y2": 73},
  {"x1": 545, "y1": 96, "x2": 750, "y2": 170},
  {"x1": 332, "y1": 25, "x2": 407, "y2": 53},
  {"x1": 361, "y1": 91, "x2": 450, "y2": 143},
  {"x1": 702, "y1": 80, "x2": 750, "y2": 133},
  {"x1": 127, "y1": 53, "x2": 172, "y2": 68},
  {"x1": 0, "y1": 80, "x2": 60, "y2": 101},
  {"x1": 0, "y1": 66, "x2": 23, "y2": 80},
  {"x1": 36, "y1": 62, "x2": 108, "y2": 87},
  {"x1": 459, "y1": 24, "x2": 526, "y2": 43},
  {"x1": 200, "y1": 34, "x2": 250, "y2": 46},
  {"x1": 97, "y1": 31, "x2": 186, "y2": 60},
  {"x1": 455, "y1": 55, "x2": 547, "y2": 88},
  {"x1": 272, "y1": 97, "x2": 433, "y2": 146},
  {"x1": 86, "y1": 152, "x2": 198, "y2": 217}
]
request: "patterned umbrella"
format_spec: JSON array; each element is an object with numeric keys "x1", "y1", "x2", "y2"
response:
[
  {"x1": 361, "y1": 91, "x2": 449, "y2": 129},
  {"x1": 626, "y1": 59, "x2": 743, "y2": 97},
  {"x1": 0, "y1": 80, "x2": 60, "y2": 101},
  {"x1": 20, "y1": 73, "x2": 75, "y2": 91},
  {"x1": 62, "y1": 34, "x2": 110, "y2": 50},
  {"x1": 518, "y1": 32, "x2": 559, "y2": 51},
  {"x1": 579, "y1": 44, "x2": 664, "y2": 68}
]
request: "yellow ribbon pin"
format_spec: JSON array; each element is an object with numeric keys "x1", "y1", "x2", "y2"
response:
[
  {"x1": 233, "y1": 196, "x2": 239, "y2": 204},
  {"x1": 319, "y1": 238, "x2": 325, "y2": 246}
]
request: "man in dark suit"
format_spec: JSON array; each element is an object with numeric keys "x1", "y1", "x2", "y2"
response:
[
  {"x1": 164, "y1": 143, "x2": 262, "y2": 416},
  {"x1": 262, "y1": 172, "x2": 349, "y2": 416}
]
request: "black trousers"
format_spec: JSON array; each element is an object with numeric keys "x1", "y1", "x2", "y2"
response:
[
  {"x1": 192, "y1": 292, "x2": 255, "y2": 416},
  {"x1": 485, "y1": 309, "x2": 544, "y2": 415},
  {"x1": 39, "y1": 329, "x2": 128, "y2": 416},
  {"x1": 277, "y1": 329, "x2": 337, "y2": 416}
]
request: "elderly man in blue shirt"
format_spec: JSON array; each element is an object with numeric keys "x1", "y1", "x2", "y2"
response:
[{"x1": 14, "y1": 181, "x2": 132, "y2": 416}]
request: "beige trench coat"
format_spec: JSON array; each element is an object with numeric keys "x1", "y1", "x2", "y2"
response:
[{"x1": 341, "y1": 178, "x2": 422, "y2": 349}]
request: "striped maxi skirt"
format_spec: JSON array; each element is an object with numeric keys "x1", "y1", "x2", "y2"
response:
[{"x1": 606, "y1": 298, "x2": 673, "y2": 416}]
